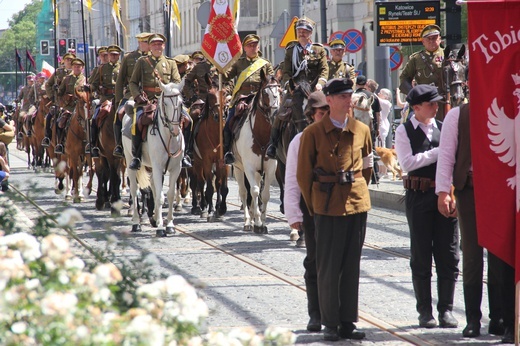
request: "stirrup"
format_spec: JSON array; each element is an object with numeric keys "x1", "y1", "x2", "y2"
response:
[
  {"x1": 113, "y1": 145, "x2": 124, "y2": 157},
  {"x1": 85, "y1": 143, "x2": 91, "y2": 154},
  {"x1": 41, "y1": 137, "x2": 50, "y2": 147},
  {"x1": 266, "y1": 144, "x2": 277, "y2": 159},
  {"x1": 224, "y1": 152, "x2": 235, "y2": 165},
  {"x1": 91, "y1": 147, "x2": 100, "y2": 158},
  {"x1": 17, "y1": 132, "x2": 23, "y2": 140},
  {"x1": 129, "y1": 157, "x2": 141, "y2": 170},
  {"x1": 182, "y1": 156, "x2": 192, "y2": 168},
  {"x1": 55, "y1": 144, "x2": 64, "y2": 154}
]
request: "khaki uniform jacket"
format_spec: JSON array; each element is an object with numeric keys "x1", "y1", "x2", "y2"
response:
[
  {"x1": 115, "y1": 50, "x2": 149, "y2": 103},
  {"x1": 282, "y1": 42, "x2": 329, "y2": 89},
  {"x1": 129, "y1": 55, "x2": 181, "y2": 101},
  {"x1": 224, "y1": 56, "x2": 274, "y2": 107},
  {"x1": 92, "y1": 61, "x2": 120, "y2": 103},
  {"x1": 297, "y1": 114, "x2": 372, "y2": 216},
  {"x1": 182, "y1": 61, "x2": 214, "y2": 101},
  {"x1": 399, "y1": 48, "x2": 445, "y2": 95},
  {"x1": 328, "y1": 60, "x2": 356, "y2": 84},
  {"x1": 45, "y1": 67, "x2": 71, "y2": 99},
  {"x1": 58, "y1": 73, "x2": 85, "y2": 112},
  {"x1": 17, "y1": 84, "x2": 37, "y2": 112}
]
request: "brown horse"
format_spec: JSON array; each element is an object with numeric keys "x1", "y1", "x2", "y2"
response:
[
  {"x1": 94, "y1": 98, "x2": 122, "y2": 215},
  {"x1": 31, "y1": 97, "x2": 51, "y2": 171},
  {"x1": 192, "y1": 87, "x2": 229, "y2": 221}
]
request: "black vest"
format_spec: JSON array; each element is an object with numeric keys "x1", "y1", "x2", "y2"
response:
[{"x1": 404, "y1": 119, "x2": 442, "y2": 180}]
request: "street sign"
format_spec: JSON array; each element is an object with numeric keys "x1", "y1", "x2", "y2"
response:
[
  {"x1": 279, "y1": 17, "x2": 298, "y2": 48},
  {"x1": 342, "y1": 29, "x2": 364, "y2": 53},
  {"x1": 375, "y1": 0, "x2": 440, "y2": 46},
  {"x1": 197, "y1": 1, "x2": 211, "y2": 27},
  {"x1": 77, "y1": 43, "x2": 89, "y2": 54},
  {"x1": 328, "y1": 31, "x2": 344, "y2": 43},
  {"x1": 389, "y1": 46, "x2": 403, "y2": 71}
]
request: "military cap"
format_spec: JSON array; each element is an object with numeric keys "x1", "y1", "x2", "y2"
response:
[
  {"x1": 295, "y1": 16, "x2": 315, "y2": 31},
  {"x1": 136, "y1": 32, "x2": 152, "y2": 42},
  {"x1": 71, "y1": 58, "x2": 85, "y2": 66},
  {"x1": 107, "y1": 45, "x2": 122, "y2": 54},
  {"x1": 173, "y1": 54, "x2": 190, "y2": 64},
  {"x1": 97, "y1": 46, "x2": 108, "y2": 55},
  {"x1": 148, "y1": 33, "x2": 166, "y2": 44},
  {"x1": 63, "y1": 52, "x2": 76, "y2": 60},
  {"x1": 421, "y1": 24, "x2": 441, "y2": 38},
  {"x1": 406, "y1": 84, "x2": 443, "y2": 106},
  {"x1": 329, "y1": 39, "x2": 346, "y2": 50},
  {"x1": 356, "y1": 75, "x2": 367, "y2": 86},
  {"x1": 307, "y1": 91, "x2": 329, "y2": 108},
  {"x1": 323, "y1": 78, "x2": 354, "y2": 96},
  {"x1": 36, "y1": 72, "x2": 47, "y2": 79},
  {"x1": 191, "y1": 51, "x2": 205, "y2": 60},
  {"x1": 26, "y1": 74, "x2": 35, "y2": 81},
  {"x1": 242, "y1": 34, "x2": 260, "y2": 46}
]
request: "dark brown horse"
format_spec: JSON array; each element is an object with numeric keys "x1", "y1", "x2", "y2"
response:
[
  {"x1": 31, "y1": 97, "x2": 51, "y2": 171},
  {"x1": 192, "y1": 86, "x2": 229, "y2": 221}
]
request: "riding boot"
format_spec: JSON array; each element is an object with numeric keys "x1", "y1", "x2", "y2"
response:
[
  {"x1": 42, "y1": 113, "x2": 52, "y2": 147},
  {"x1": 112, "y1": 120, "x2": 124, "y2": 157},
  {"x1": 55, "y1": 127, "x2": 64, "y2": 154},
  {"x1": 88, "y1": 121, "x2": 100, "y2": 158},
  {"x1": 462, "y1": 284, "x2": 482, "y2": 337},
  {"x1": 266, "y1": 126, "x2": 280, "y2": 160},
  {"x1": 129, "y1": 130, "x2": 142, "y2": 170},
  {"x1": 26, "y1": 117, "x2": 32, "y2": 137},
  {"x1": 412, "y1": 279, "x2": 437, "y2": 328},
  {"x1": 181, "y1": 125, "x2": 192, "y2": 168},
  {"x1": 223, "y1": 125, "x2": 235, "y2": 164},
  {"x1": 437, "y1": 280, "x2": 458, "y2": 328}
]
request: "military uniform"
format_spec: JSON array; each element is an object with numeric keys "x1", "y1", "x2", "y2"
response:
[
  {"x1": 127, "y1": 33, "x2": 182, "y2": 170},
  {"x1": 328, "y1": 60, "x2": 355, "y2": 83},
  {"x1": 282, "y1": 41, "x2": 328, "y2": 89},
  {"x1": 55, "y1": 58, "x2": 86, "y2": 153},
  {"x1": 182, "y1": 59, "x2": 215, "y2": 104},
  {"x1": 16, "y1": 77, "x2": 37, "y2": 138}
]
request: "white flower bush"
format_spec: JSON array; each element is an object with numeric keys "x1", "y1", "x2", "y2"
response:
[{"x1": 0, "y1": 231, "x2": 295, "y2": 345}]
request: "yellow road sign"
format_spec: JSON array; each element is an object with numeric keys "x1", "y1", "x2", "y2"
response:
[{"x1": 279, "y1": 17, "x2": 298, "y2": 48}]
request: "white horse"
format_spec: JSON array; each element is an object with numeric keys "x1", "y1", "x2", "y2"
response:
[
  {"x1": 122, "y1": 82, "x2": 185, "y2": 236},
  {"x1": 232, "y1": 71, "x2": 280, "y2": 233},
  {"x1": 351, "y1": 92, "x2": 374, "y2": 128}
]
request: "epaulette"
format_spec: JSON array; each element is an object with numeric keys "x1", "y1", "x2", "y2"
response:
[
  {"x1": 312, "y1": 42, "x2": 324, "y2": 47},
  {"x1": 409, "y1": 51, "x2": 421, "y2": 59},
  {"x1": 285, "y1": 41, "x2": 298, "y2": 50}
]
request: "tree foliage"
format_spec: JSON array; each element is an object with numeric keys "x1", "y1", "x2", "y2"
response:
[{"x1": 0, "y1": 0, "x2": 42, "y2": 95}]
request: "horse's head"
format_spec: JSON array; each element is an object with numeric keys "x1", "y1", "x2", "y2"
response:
[
  {"x1": 159, "y1": 81, "x2": 183, "y2": 136},
  {"x1": 444, "y1": 44, "x2": 468, "y2": 107},
  {"x1": 257, "y1": 70, "x2": 280, "y2": 119},
  {"x1": 351, "y1": 92, "x2": 374, "y2": 127},
  {"x1": 288, "y1": 79, "x2": 313, "y2": 132}
]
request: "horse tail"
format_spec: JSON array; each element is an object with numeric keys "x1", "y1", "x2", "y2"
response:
[{"x1": 135, "y1": 167, "x2": 151, "y2": 189}]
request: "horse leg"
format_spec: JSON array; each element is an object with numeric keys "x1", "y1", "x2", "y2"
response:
[
  {"x1": 248, "y1": 171, "x2": 263, "y2": 234},
  {"x1": 152, "y1": 168, "x2": 166, "y2": 237},
  {"x1": 235, "y1": 168, "x2": 252, "y2": 231},
  {"x1": 190, "y1": 173, "x2": 201, "y2": 215},
  {"x1": 276, "y1": 162, "x2": 286, "y2": 214},
  {"x1": 205, "y1": 174, "x2": 215, "y2": 222},
  {"x1": 166, "y1": 171, "x2": 178, "y2": 234},
  {"x1": 127, "y1": 169, "x2": 142, "y2": 232},
  {"x1": 109, "y1": 161, "x2": 122, "y2": 217},
  {"x1": 217, "y1": 170, "x2": 229, "y2": 217}
]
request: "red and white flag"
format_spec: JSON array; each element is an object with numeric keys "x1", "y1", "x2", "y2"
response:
[
  {"x1": 41, "y1": 60, "x2": 55, "y2": 78},
  {"x1": 468, "y1": 0, "x2": 520, "y2": 282},
  {"x1": 201, "y1": 0, "x2": 242, "y2": 74}
]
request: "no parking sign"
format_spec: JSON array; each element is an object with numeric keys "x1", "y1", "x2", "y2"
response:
[
  {"x1": 389, "y1": 46, "x2": 403, "y2": 71},
  {"x1": 342, "y1": 29, "x2": 364, "y2": 53}
]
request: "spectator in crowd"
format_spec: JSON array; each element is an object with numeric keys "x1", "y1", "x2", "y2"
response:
[
  {"x1": 377, "y1": 88, "x2": 392, "y2": 148},
  {"x1": 0, "y1": 142, "x2": 10, "y2": 186}
]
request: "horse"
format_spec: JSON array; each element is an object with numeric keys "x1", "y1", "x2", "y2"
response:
[
  {"x1": 232, "y1": 71, "x2": 280, "y2": 233},
  {"x1": 275, "y1": 79, "x2": 313, "y2": 216},
  {"x1": 122, "y1": 82, "x2": 185, "y2": 236},
  {"x1": 93, "y1": 94, "x2": 122, "y2": 215},
  {"x1": 191, "y1": 87, "x2": 229, "y2": 221},
  {"x1": 444, "y1": 44, "x2": 467, "y2": 108},
  {"x1": 351, "y1": 92, "x2": 375, "y2": 128},
  {"x1": 31, "y1": 97, "x2": 51, "y2": 171}
]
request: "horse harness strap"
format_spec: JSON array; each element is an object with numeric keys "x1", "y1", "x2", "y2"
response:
[
  {"x1": 151, "y1": 105, "x2": 183, "y2": 175},
  {"x1": 232, "y1": 58, "x2": 269, "y2": 99}
]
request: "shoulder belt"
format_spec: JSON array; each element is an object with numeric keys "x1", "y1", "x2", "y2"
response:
[{"x1": 232, "y1": 58, "x2": 269, "y2": 99}]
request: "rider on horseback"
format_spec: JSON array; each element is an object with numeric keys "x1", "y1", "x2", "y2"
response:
[
  {"x1": 114, "y1": 32, "x2": 152, "y2": 158},
  {"x1": 127, "y1": 33, "x2": 187, "y2": 170},
  {"x1": 42, "y1": 52, "x2": 75, "y2": 147},
  {"x1": 86, "y1": 44, "x2": 122, "y2": 158},
  {"x1": 16, "y1": 74, "x2": 37, "y2": 140},
  {"x1": 222, "y1": 34, "x2": 275, "y2": 165},
  {"x1": 266, "y1": 16, "x2": 329, "y2": 159}
]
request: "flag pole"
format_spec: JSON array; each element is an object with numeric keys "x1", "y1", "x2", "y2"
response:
[
  {"x1": 14, "y1": 50, "x2": 19, "y2": 101},
  {"x1": 219, "y1": 73, "x2": 224, "y2": 162},
  {"x1": 80, "y1": 0, "x2": 89, "y2": 79}
]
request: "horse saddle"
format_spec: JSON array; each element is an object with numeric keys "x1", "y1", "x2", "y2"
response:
[
  {"x1": 96, "y1": 100, "x2": 112, "y2": 127},
  {"x1": 189, "y1": 99, "x2": 205, "y2": 122},
  {"x1": 137, "y1": 103, "x2": 157, "y2": 141},
  {"x1": 57, "y1": 110, "x2": 72, "y2": 129}
]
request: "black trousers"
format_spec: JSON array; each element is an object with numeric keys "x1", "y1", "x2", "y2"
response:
[
  {"x1": 314, "y1": 212, "x2": 367, "y2": 327},
  {"x1": 405, "y1": 189, "x2": 459, "y2": 281},
  {"x1": 488, "y1": 253, "x2": 515, "y2": 328}
]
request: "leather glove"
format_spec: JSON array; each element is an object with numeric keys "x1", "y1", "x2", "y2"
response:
[{"x1": 134, "y1": 93, "x2": 149, "y2": 105}]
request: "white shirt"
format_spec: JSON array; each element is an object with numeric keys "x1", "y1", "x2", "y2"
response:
[
  {"x1": 284, "y1": 132, "x2": 304, "y2": 225},
  {"x1": 395, "y1": 115, "x2": 439, "y2": 173},
  {"x1": 435, "y1": 107, "x2": 467, "y2": 194},
  {"x1": 379, "y1": 98, "x2": 392, "y2": 139}
]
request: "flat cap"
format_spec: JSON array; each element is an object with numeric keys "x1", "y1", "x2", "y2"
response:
[
  {"x1": 71, "y1": 58, "x2": 85, "y2": 66},
  {"x1": 329, "y1": 39, "x2": 346, "y2": 50},
  {"x1": 356, "y1": 75, "x2": 367, "y2": 85},
  {"x1": 307, "y1": 91, "x2": 329, "y2": 108},
  {"x1": 406, "y1": 84, "x2": 443, "y2": 106},
  {"x1": 295, "y1": 16, "x2": 315, "y2": 32},
  {"x1": 148, "y1": 33, "x2": 166, "y2": 44},
  {"x1": 136, "y1": 32, "x2": 152, "y2": 42},
  {"x1": 421, "y1": 24, "x2": 441, "y2": 38},
  {"x1": 107, "y1": 45, "x2": 122, "y2": 54},
  {"x1": 323, "y1": 78, "x2": 354, "y2": 96},
  {"x1": 242, "y1": 34, "x2": 260, "y2": 46},
  {"x1": 63, "y1": 52, "x2": 76, "y2": 60},
  {"x1": 173, "y1": 54, "x2": 190, "y2": 64}
]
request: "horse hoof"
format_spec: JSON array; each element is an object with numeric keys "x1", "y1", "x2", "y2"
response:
[
  {"x1": 218, "y1": 205, "x2": 227, "y2": 216},
  {"x1": 262, "y1": 226, "x2": 268, "y2": 234},
  {"x1": 104, "y1": 201, "x2": 111, "y2": 209},
  {"x1": 201, "y1": 211, "x2": 208, "y2": 219},
  {"x1": 253, "y1": 225, "x2": 263, "y2": 234},
  {"x1": 73, "y1": 197, "x2": 82, "y2": 203},
  {"x1": 243, "y1": 225, "x2": 253, "y2": 232},
  {"x1": 280, "y1": 204, "x2": 285, "y2": 214},
  {"x1": 156, "y1": 229, "x2": 167, "y2": 237},
  {"x1": 95, "y1": 200, "x2": 104, "y2": 211},
  {"x1": 191, "y1": 207, "x2": 201, "y2": 215},
  {"x1": 111, "y1": 208, "x2": 121, "y2": 217},
  {"x1": 131, "y1": 224, "x2": 142, "y2": 232},
  {"x1": 165, "y1": 226, "x2": 176, "y2": 235},
  {"x1": 65, "y1": 195, "x2": 72, "y2": 201},
  {"x1": 175, "y1": 205, "x2": 182, "y2": 212},
  {"x1": 150, "y1": 218, "x2": 158, "y2": 228},
  {"x1": 127, "y1": 208, "x2": 134, "y2": 216}
]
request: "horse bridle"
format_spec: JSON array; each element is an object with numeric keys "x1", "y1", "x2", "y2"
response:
[
  {"x1": 158, "y1": 90, "x2": 182, "y2": 137},
  {"x1": 257, "y1": 80, "x2": 281, "y2": 121}
]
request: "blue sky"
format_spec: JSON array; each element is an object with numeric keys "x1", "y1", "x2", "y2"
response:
[{"x1": 0, "y1": 0, "x2": 33, "y2": 30}]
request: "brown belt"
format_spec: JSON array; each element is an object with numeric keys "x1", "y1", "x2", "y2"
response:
[
  {"x1": 403, "y1": 175, "x2": 435, "y2": 192},
  {"x1": 143, "y1": 86, "x2": 161, "y2": 93},
  {"x1": 314, "y1": 171, "x2": 363, "y2": 183}
]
